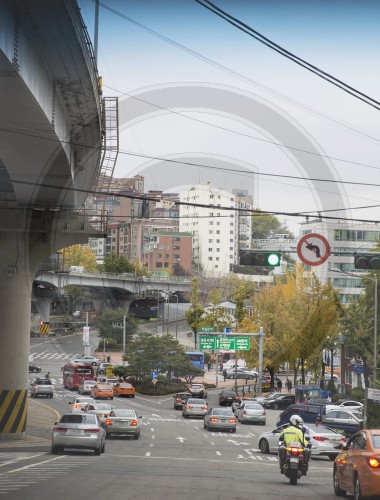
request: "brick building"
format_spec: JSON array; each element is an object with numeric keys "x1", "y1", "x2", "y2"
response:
[{"x1": 143, "y1": 231, "x2": 192, "y2": 275}]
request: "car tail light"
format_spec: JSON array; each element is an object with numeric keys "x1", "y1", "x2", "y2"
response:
[
  {"x1": 84, "y1": 428, "x2": 100, "y2": 433},
  {"x1": 53, "y1": 427, "x2": 67, "y2": 433},
  {"x1": 187, "y1": 405, "x2": 193, "y2": 409},
  {"x1": 368, "y1": 458, "x2": 380, "y2": 468},
  {"x1": 341, "y1": 437, "x2": 347, "y2": 442},
  {"x1": 176, "y1": 398, "x2": 181, "y2": 402},
  {"x1": 105, "y1": 419, "x2": 112, "y2": 425},
  {"x1": 313, "y1": 436, "x2": 328, "y2": 442},
  {"x1": 73, "y1": 404, "x2": 81, "y2": 408},
  {"x1": 130, "y1": 420, "x2": 138, "y2": 426},
  {"x1": 210, "y1": 417, "x2": 218, "y2": 422},
  {"x1": 201, "y1": 406, "x2": 208, "y2": 410},
  {"x1": 229, "y1": 418, "x2": 236, "y2": 423}
]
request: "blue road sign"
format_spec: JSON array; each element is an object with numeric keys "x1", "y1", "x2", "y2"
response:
[{"x1": 152, "y1": 371, "x2": 158, "y2": 379}]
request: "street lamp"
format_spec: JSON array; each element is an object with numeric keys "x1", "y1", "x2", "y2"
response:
[{"x1": 332, "y1": 268, "x2": 378, "y2": 386}]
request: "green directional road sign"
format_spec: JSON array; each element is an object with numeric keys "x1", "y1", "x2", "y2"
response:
[
  {"x1": 200, "y1": 326, "x2": 214, "y2": 332},
  {"x1": 199, "y1": 335, "x2": 250, "y2": 351}
]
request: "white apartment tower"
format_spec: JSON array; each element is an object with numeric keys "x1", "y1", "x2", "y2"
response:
[{"x1": 179, "y1": 183, "x2": 252, "y2": 276}]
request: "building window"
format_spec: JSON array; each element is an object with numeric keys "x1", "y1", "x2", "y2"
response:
[
  {"x1": 173, "y1": 254, "x2": 180, "y2": 259},
  {"x1": 216, "y1": 239, "x2": 220, "y2": 243},
  {"x1": 215, "y1": 265, "x2": 219, "y2": 268},
  {"x1": 209, "y1": 230, "x2": 213, "y2": 234},
  {"x1": 156, "y1": 262, "x2": 163, "y2": 268},
  {"x1": 208, "y1": 248, "x2": 213, "y2": 252},
  {"x1": 209, "y1": 221, "x2": 213, "y2": 225},
  {"x1": 156, "y1": 253, "x2": 162, "y2": 258},
  {"x1": 209, "y1": 239, "x2": 213, "y2": 243},
  {"x1": 173, "y1": 246, "x2": 180, "y2": 250},
  {"x1": 216, "y1": 257, "x2": 219, "y2": 261},
  {"x1": 217, "y1": 222, "x2": 220, "y2": 226},
  {"x1": 208, "y1": 257, "x2": 212, "y2": 261},
  {"x1": 164, "y1": 262, "x2": 169, "y2": 268},
  {"x1": 165, "y1": 246, "x2": 169, "y2": 250},
  {"x1": 216, "y1": 230, "x2": 220, "y2": 234}
]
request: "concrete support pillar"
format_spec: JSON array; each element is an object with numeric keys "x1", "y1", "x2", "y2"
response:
[
  {"x1": 36, "y1": 298, "x2": 51, "y2": 323},
  {"x1": 0, "y1": 235, "x2": 33, "y2": 440},
  {"x1": 117, "y1": 298, "x2": 133, "y2": 313}
]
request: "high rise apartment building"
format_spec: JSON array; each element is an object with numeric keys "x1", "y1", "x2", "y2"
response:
[
  {"x1": 179, "y1": 183, "x2": 253, "y2": 276},
  {"x1": 299, "y1": 219, "x2": 380, "y2": 303}
]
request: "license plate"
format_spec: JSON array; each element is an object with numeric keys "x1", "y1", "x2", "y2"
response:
[
  {"x1": 115, "y1": 420, "x2": 129, "y2": 426},
  {"x1": 67, "y1": 429, "x2": 84, "y2": 435},
  {"x1": 220, "y1": 419, "x2": 227, "y2": 422},
  {"x1": 290, "y1": 457, "x2": 299, "y2": 463}
]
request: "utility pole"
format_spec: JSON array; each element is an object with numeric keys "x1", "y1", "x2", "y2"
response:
[{"x1": 122, "y1": 315, "x2": 126, "y2": 366}]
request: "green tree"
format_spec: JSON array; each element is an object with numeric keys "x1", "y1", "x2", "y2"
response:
[
  {"x1": 123, "y1": 333, "x2": 204, "y2": 381},
  {"x1": 252, "y1": 210, "x2": 292, "y2": 240},
  {"x1": 200, "y1": 289, "x2": 233, "y2": 332},
  {"x1": 233, "y1": 282, "x2": 247, "y2": 327},
  {"x1": 62, "y1": 244, "x2": 98, "y2": 271},
  {"x1": 341, "y1": 293, "x2": 374, "y2": 388},
  {"x1": 185, "y1": 277, "x2": 205, "y2": 347},
  {"x1": 94, "y1": 308, "x2": 137, "y2": 345},
  {"x1": 101, "y1": 252, "x2": 135, "y2": 274}
]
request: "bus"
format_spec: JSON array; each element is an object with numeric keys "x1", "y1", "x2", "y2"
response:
[
  {"x1": 218, "y1": 350, "x2": 246, "y2": 369},
  {"x1": 62, "y1": 363, "x2": 95, "y2": 390},
  {"x1": 185, "y1": 352, "x2": 205, "y2": 369}
]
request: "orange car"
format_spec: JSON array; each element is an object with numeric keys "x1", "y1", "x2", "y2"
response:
[
  {"x1": 90, "y1": 383, "x2": 114, "y2": 400},
  {"x1": 334, "y1": 429, "x2": 380, "y2": 498},
  {"x1": 113, "y1": 382, "x2": 135, "y2": 398}
]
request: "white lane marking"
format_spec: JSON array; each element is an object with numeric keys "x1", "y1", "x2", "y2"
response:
[
  {"x1": 150, "y1": 443, "x2": 154, "y2": 447},
  {"x1": 152, "y1": 436, "x2": 155, "y2": 440},
  {"x1": 151, "y1": 428, "x2": 154, "y2": 432},
  {"x1": 0, "y1": 453, "x2": 45, "y2": 468},
  {"x1": 210, "y1": 441, "x2": 215, "y2": 446},
  {"x1": 216, "y1": 451, "x2": 221, "y2": 456},
  {"x1": 145, "y1": 452, "x2": 151, "y2": 457},
  {"x1": 0, "y1": 456, "x2": 65, "y2": 475},
  {"x1": 176, "y1": 437, "x2": 186, "y2": 443}
]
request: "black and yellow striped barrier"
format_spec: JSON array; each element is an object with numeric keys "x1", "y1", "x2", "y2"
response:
[
  {"x1": 40, "y1": 322, "x2": 49, "y2": 335},
  {"x1": 0, "y1": 389, "x2": 28, "y2": 435}
]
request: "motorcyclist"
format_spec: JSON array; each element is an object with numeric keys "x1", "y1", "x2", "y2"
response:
[{"x1": 278, "y1": 415, "x2": 311, "y2": 475}]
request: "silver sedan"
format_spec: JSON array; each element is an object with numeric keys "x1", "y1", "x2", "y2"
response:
[
  {"x1": 182, "y1": 398, "x2": 208, "y2": 418},
  {"x1": 204, "y1": 408, "x2": 237, "y2": 432},
  {"x1": 103, "y1": 409, "x2": 142, "y2": 439},
  {"x1": 235, "y1": 403, "x2": 266, "y2": 425},
  {"x1": 51, "y1": 413, "x2": 105, "y2": 455}
]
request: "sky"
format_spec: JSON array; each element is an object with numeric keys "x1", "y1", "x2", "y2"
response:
[{"x1": 79, "y1": 0, "x2": 380, "y2": 235}]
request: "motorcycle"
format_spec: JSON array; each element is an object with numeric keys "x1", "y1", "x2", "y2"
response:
[{"x1": 279, "y1": 442, "x2": 307, "y2": 485}]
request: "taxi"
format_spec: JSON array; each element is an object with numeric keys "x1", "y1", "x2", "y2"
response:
[
  {"x1": 113, "y1": 382, "x2": 135, "y2": 398},
  {"x1": 334, "y1": 429, "x2": 380, "y2": 498},
  {"x1": 90, "y1": 383, "x2": 114, "y2": 400}
]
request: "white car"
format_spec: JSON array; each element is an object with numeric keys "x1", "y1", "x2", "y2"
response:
[
  {"x1": 68, "y1": 396, "x2": 95, "y2": 413},
  {"x1": 326, "y1": 400, "x2": 363, "y2": 413},
  {"x1": 258, "y1": 423, "x2": 347, "y2": 460},
  {"x1": 71, "y1": 356, "x2": 100, "y2": 366}
]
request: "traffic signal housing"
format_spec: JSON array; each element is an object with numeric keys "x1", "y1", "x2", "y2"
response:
[
  {"x1": 239, "y1": 250, "x2": 281, "y2": 267},
  {"x1": 354, "y1": 253, "x2": 380, "y2": 270}
]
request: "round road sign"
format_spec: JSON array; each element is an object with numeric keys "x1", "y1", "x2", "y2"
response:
[{"x1": 297, "y1": 233, "x2": 330, "y2": 266}]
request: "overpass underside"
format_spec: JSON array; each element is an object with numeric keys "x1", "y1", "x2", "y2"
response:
[{"x1": 0, "y1": 0, "x2": 105, "y2": 439}]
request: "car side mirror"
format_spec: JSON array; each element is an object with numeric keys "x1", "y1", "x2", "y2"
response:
[
  {"x1": 139, "y1": 416, "x2": 143, "y2": 419},
  {"x1": 68, "y1": 402, "x2": 72, "y2": 404}
]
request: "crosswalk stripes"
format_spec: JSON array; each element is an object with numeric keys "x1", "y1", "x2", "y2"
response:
[{"x1": 30, "y1": 352, "x2": 81, "y2": 361}]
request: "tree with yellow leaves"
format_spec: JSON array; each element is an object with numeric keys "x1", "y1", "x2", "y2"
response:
[
  {"x1": 61, "y1": 244, "x2": 98, "y2": 271},
  {"x1": 239, "y1": 265, "x2": 340, "y2": 388}
]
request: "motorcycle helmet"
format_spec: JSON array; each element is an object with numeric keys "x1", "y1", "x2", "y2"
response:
[{"x1": 289, "y1": 415, "x2": 304, "y2": 427}]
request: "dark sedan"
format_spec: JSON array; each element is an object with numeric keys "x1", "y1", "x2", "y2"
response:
[
  {"x1": 29, "y1": 363, "x2": 42, "y2": 373},
  {"x1": 262, "y1": 394, "x2": 295, "y2": 409},
  {"x1": 219, "y1": 390, "x2": 240, "y2": 406},
  {"x1": 173, "y1": 392, "x2": 192, "y2": 410}
]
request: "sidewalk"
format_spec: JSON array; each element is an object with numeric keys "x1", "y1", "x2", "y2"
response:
[{"x1": 0, "y1": 399, "x2": 59, "y2": 449}]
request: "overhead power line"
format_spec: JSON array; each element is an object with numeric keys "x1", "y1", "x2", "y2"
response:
[{"x1": 195, "y1": 0, "x2": 380, "y2": 111}]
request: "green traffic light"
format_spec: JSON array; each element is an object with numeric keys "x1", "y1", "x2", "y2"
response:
[{"x1": 267, "y1": 253, "x2": 280, "y2": 266}]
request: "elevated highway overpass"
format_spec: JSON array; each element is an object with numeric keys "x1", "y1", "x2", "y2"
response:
[
  {"x1": 0, "y1": 1, "x2": 105, "y2": 439},
  {"x1": 33, "y1": 271, "x2": 192, "y2": 318}
]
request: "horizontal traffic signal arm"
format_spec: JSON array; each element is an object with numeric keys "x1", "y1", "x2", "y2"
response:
[{"x1": 239, "y1": 250, "x2": 281, "y2": 267}]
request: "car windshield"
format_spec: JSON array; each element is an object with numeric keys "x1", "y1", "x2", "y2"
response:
[
  {"x1": 212, "y1": 409, "x2": 233, "y2": 415},
  {"x1": 60, "y1": 414, "x2": 97, "y2": 424},
  {"x1": 76, "y1": 398, "x2": 93, "y2": 403},
  {"x1": 92, "y1": 404, "x2": 110, "y2": 410},
  {"x1": 119, "y1": 383, "x2": 133, "y2": 388},
  {"x1": 187, "y1": 399, "x2": 205, "y2": 404},
  {"x1": 352, "y1": 412, "x2": 364, "y2": 420},
  {"x1": 96, "y1": 384, "x2": 111, "y2": 389},
  {"x1": 35, "y1": 380, "x2": 51, "y2": 385},
  {"x1": 111, "y1": 410, "x2": 136, "y2": 417},
  {"x1": 222, "y1": 391, "x2": 237, "y2": 396},
  {"x1": 191, "y1": 385, "x2": 202, "y2": 389},
  {"x1": 245, "y1": 404, "x2": 262, "y2": 410}
]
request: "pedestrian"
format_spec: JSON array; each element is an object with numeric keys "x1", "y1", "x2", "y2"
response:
[
  {"x1": 45, "y1": 372, "x2": 51, "y2": 381},
  {"x1": 315, "y1": 416, "x2": 323, "y2": 427},
  {"x1": 277, "y1": 378, "x2": 282, "y2": 392},
  {"x1": 223, "y1": 369, "x2": 227, "y2": 382},
  {"x1": 286, "y1": 378, "x2": 292, "y2": 393},
  {"x1": 207, "y1": 361, "x2": 212, "y2": 371}
]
